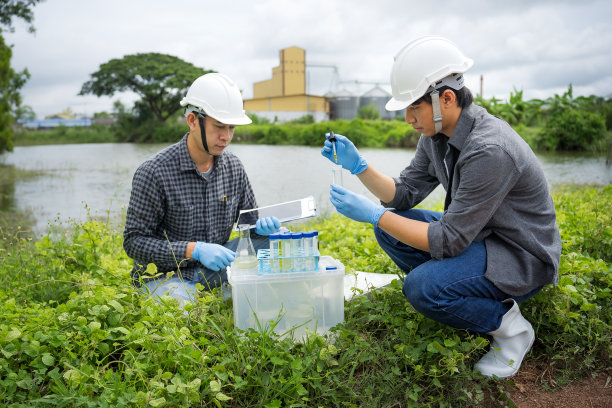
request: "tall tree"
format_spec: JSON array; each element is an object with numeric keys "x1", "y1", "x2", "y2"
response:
[
  {"x1": 0, "y1": 0, "x2": 44, "y2": 154},
  {"x1": 79, "y1": 53, "x2": 210, "y2": 123}
]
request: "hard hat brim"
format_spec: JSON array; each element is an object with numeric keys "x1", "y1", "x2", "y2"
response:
[
  {"x1": 209, "y1": 114, "x2": 252, "y2": 126},
  {"x1": 385, "y1": 97, "x2": 413, "y2": 112}
]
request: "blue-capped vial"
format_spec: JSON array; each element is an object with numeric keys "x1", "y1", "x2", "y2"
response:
[
  {"x1": 279, "y1": 233, "x2": 292, "y2": 272},
  {"x1": 302, "y1": 231, "x2": 315, "y2": 270},
  {"x1": 291, "y1": 232, "x2": 304, "y2": 271},
  {"x1": 269, "y1": 233, "x2": 280, "y2": 273}
]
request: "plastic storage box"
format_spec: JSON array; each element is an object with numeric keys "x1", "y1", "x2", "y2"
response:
[{"x1": 228, "y1": 256, "x2": 344, "y2": 340}]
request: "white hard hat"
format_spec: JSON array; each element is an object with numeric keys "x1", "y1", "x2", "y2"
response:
[
  {"x1": 386, "y1": 36, "x2": 473, "y2": 111},
  {"x1": 180, "y1": 73, "x2": 252, "y2": 125}
]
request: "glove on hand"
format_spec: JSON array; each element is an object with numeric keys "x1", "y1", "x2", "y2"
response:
[
  {"x1": 192, "y1": 242, "x2": 235, "y2": 271},
  {"x1": 329, "y1": 184, "x2": 387, "y2": 227},
  {"x1": 321, "y1": 133, "x2": 368, "y2": 175},
  {"x1": 255, "y1": 216, "x2": 281, "y2": 235}
]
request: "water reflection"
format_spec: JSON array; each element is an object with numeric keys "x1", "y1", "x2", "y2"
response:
[
  {"x1": 0, "y1": 143, "x2": 610, "y2": 236},
  {"x1": 0, "y1": 164, "x2": 36, "y2": 236}
]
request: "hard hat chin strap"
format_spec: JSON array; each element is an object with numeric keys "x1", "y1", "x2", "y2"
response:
[
  {"x1": 197, "y1": 114, "x2": 212, "y2": 156},
  {"x1": 430, "y1": 90, "x2": 443, "y2": 134}
]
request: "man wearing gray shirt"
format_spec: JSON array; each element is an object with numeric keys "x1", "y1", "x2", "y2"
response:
[{"x1": 321, "y1": 37, "x2": 561, "y2": 378}]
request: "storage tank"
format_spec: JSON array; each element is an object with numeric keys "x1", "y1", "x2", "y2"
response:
[
  {"x1": 359, "y1": 86, "x2": 397, "y2": 120},
  {"x1": 327, "y1": 89, "x2": 360, "y2": 120}
]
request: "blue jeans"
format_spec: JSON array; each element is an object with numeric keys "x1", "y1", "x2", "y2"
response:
[
  {"x1": 142, "y1": 235, "x2": 270, "y2": 308},
  {"x1": 374, "y1": 209, "x2": 541, "y2": 333}
]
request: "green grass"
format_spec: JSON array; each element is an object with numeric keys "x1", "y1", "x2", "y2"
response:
[{"x1": 0, "y1": 184, "x2": 610, "y2": 407}]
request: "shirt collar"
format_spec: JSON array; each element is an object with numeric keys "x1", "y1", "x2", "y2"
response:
[
  {"x1": 447, "y1": 103, "x2": 477, "y2": 152},
  {"x1": 178, "y1": 132, "x2": 227, "y2": 173}
]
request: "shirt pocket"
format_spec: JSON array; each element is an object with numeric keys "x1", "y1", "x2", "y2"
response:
[
  {"x1": 209, "y1": 194, "x2": 239, "y2": 243},
  {"x1": 164, "y1": 205, "x2": 194, "y2": 240}
]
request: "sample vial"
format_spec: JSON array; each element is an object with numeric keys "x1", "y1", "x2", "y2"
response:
[
  {"x1": 269, "y1": 233, "x2": 280, "y2": 273},
  {"x1": 312, "y1": 231, "x2": 319, "y2": 270},
  {"x1": 279, "y1": 233, "x2": 292, "y2": 272},
  {"x1": 291, "y1": 232, "x2": 304, "y2": 271},
  {"x1": 312, "y1": 230, "x2": 319, "y2": 251},
  {"x1": 303, "y1": 231, "x2": 315, "y2": 271},
  {"x1": 332, "y1": 164, "x2": 343, "y2": 186}
]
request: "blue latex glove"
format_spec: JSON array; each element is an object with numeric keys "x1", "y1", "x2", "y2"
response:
[
  {"x1": 255, "y1": 216, "x2": 281, "y2": 235},
  {"x1": 192, "y1": 242, "x2": 236, "y2": 271},
  {"x1": 329, "y1": 184, "x2": 387, "y2": 227},
  {"x1": 321, "y1": 133, "x2": 368, "y2": 175}
]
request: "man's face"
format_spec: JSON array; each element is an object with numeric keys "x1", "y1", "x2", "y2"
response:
[
  {"x1": 405, "y1": 101, "x2": 436, "y2": 137},
  {"x1": 204, "y1": 116, "x2": 235, "y2": 155}
]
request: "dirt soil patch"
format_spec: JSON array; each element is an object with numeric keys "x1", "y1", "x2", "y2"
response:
[{"x1": 488, "y1": 361, "x2": 611, "y2": 407}]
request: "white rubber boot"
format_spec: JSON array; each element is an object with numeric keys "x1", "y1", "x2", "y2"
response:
[{"x1": 474, "y1": 299, "x2": 535, "y2": 378}]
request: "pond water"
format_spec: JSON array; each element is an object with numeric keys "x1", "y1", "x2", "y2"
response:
[{"x1": 1, "y1": 143, "x2": 610, "y2": 236}]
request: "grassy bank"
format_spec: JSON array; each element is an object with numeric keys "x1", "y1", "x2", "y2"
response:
[
  {"x1": 13, "y1": 125, "x2": 118, "y2": 146},
  {"x1": 0, "y1": 185, "x2": 610, "y2": 407}
]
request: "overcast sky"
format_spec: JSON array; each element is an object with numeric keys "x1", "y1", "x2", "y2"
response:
[{"x1": 5, "y1": 0, "x2": 612, "y2": 118}]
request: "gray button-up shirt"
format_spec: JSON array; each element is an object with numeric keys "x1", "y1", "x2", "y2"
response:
[
  {"x1": 123, "y1": 134, "x2": 258, "y2": 284},
  {"x1": 385, "y1": 104, "x2": 561, "y2": 296}
]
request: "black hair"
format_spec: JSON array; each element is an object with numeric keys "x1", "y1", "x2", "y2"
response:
[{"x1": 412, "y1": 86, "x2": 473, "y2": 108}]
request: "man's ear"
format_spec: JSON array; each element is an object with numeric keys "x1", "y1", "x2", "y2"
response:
[
  {"x1": 441, "y1": 89, "x2": 457, "y2": 106},
  {"x1": 186, "y1": 112, "x2": 199, "y2": 131}
]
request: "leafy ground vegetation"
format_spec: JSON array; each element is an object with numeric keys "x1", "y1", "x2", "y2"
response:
[{"x1": 0, "y1": 185, "x2": 610, "y2": 407}]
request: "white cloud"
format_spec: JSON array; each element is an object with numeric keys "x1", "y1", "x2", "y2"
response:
[{"x1": 4, "y1": 0, "x2": 612, "y2": 117}]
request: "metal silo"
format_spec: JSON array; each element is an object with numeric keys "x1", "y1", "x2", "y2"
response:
[
  {"x1": 327, "y1": 89, "x2": 360, "y2": 120},
  {"x1": 359, "y1": 86, "x2": 397, "y2": 120}
]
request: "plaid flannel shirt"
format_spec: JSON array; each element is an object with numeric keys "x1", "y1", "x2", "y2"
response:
[{"x1": 123, "y1": 134, "x2": 257, "y2": 284}]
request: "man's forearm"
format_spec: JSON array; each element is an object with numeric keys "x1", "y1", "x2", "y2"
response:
[
  {"x1": 356, "y1": 166, "x2": 397, "y2": 203},
  {"x1": 377, "y1": 211, "x2": 430, "y2": 252}
]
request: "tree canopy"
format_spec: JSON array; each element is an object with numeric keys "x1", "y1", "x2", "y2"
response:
[
  {"x1": 79, "y1": 53, "x2": 211, "y2": 123},
  {"x1": 0, "y1": 0, "x2": 43, "y2": 154},
  {"x1": 0, "y1": 0, "x2": 43, "y2": 33}
]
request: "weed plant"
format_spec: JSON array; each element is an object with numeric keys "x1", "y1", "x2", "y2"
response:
[{"x1": 0, "y1": 185, "x2": 610, "y2": 407}]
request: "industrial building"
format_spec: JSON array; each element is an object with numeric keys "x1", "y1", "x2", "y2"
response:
[
  {"x1": 243, "y1": 47, "x2": 329, "y2": 123},
  {"x1": 244, "y1": 46, "x2": 400, "y2": 123}
]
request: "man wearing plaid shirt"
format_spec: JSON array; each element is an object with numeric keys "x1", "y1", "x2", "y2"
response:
[{"x1": 123, "y1": 73, "x2": 280, "y2": 308}]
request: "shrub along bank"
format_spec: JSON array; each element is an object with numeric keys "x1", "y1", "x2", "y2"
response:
[
  {"x1": 0, "y1": 184, "x2": 610, "y2": 407},
  {"x1": 14, "y1": 118, "x2": 422, "y2": 149}
]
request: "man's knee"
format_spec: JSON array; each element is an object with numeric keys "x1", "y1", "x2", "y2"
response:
[
  {"x1": 374, "y1": 223, "x2": 402, "y2": 252},
  {"x1": 402, "y1": 268, "x2": 442, "y2": 314},
  {"x1": 402, "y1": 270, "x2": 426, "y2": 306}
]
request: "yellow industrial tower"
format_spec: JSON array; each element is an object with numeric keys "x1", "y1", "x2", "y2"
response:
[{"x1": 243, "y1": 46, "x2": 329, "y2": 122}]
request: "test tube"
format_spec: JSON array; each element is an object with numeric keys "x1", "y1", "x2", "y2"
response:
[
  {"x1": 332, "y1": 164, "x2": 343, "y2": 186},
  {"x1": 269, "y1": 233, "x2": 280, "y2": 273},
  {"x1": 280, "y1": 233, "x2": 292, "y2": 272},
  {"x1": 303, "y1": 231, "x2": 315, "y2": 271},
  {"x1": 291, "y1": 232, "x2": 304, "y2": 271},
  {"x1": 312, "y1": 231, "x2": 319, "y2": 270}
]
